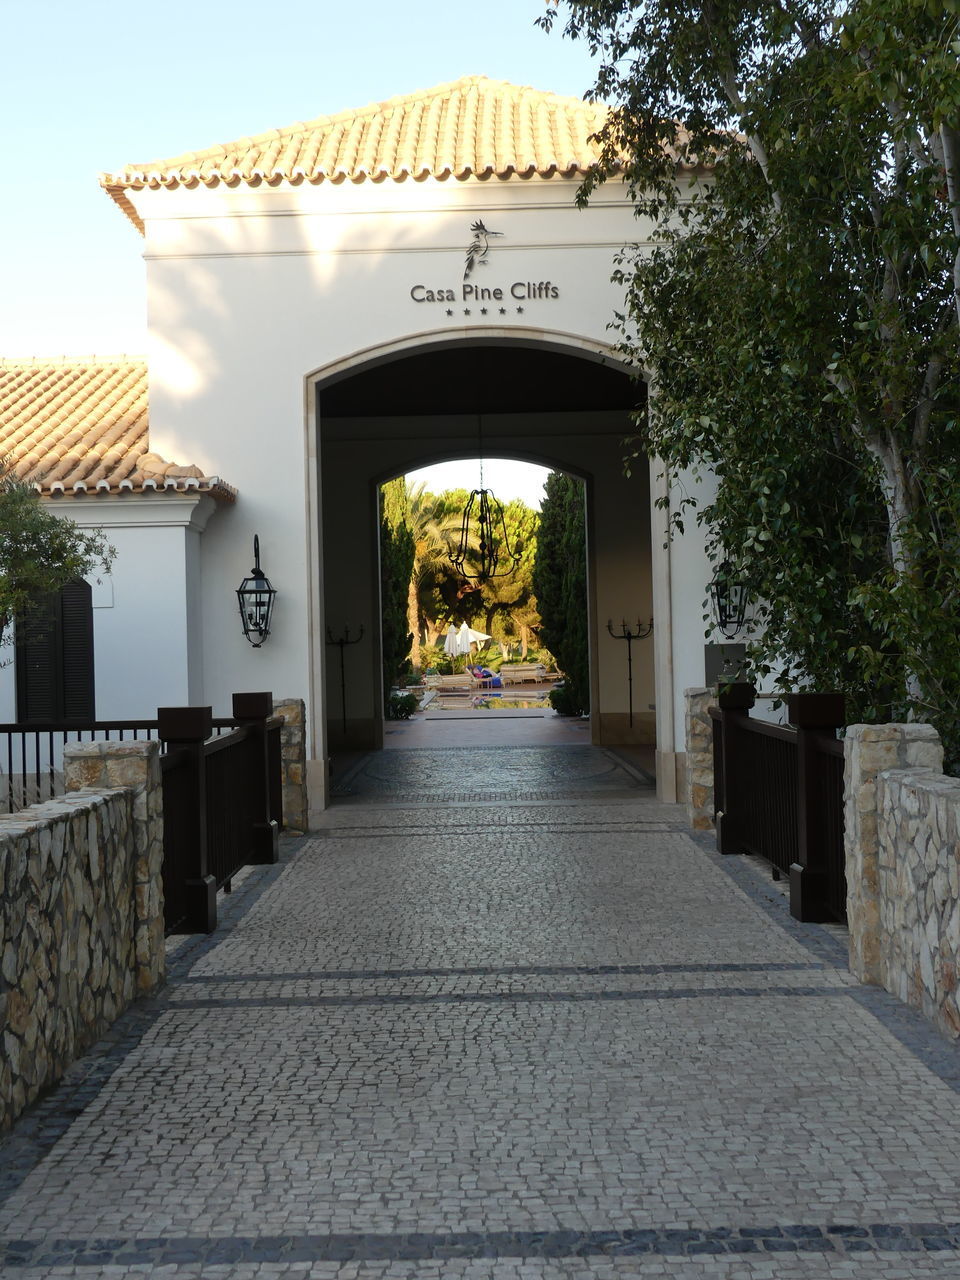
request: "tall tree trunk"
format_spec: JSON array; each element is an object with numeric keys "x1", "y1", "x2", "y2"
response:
[
  {"x1": 939, "y1": 124, "x2": 960, "y2": 331},
  {"x1": 407, "y1": 576, "x2": 421, "y2": 672},
  {"x1": 864, "y1": 430, "x2": 923, "y2": 704}
]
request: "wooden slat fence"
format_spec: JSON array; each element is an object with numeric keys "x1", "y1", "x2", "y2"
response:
[{"x1": 709, "y1": 687, "x2": 846, "y2": 923}]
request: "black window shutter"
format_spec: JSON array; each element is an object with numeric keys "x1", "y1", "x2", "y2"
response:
[
  {"x1": 60, "y1": 579, "x2": 95, "y2": 721},
  {"x1": 16, "y1": 598, "x2": 62, "y2": 722},
  {"x1": 16, "y1": 579, "x2": 95, "y2": 723}
]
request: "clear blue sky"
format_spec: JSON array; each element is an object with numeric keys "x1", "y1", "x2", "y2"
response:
[
  {"x1": 1, "y1": 0, "x2": 598, "y2": 357},
  {"x1": 1, "y1": 0, "x2": 600, "y2": 506}
]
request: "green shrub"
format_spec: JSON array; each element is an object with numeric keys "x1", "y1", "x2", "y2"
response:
[
  {"x1": 386, "y1": 691, "x2": 419, "y2": 720},
  {"x1": 548, "y1": 682, "x2": 586, "y2": 716}
]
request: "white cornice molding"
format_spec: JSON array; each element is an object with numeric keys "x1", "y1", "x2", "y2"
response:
[
  {"x1": 130, "y1": 178, "x2": 645, "y2": 224},
  {"x1": 43, "y1": 493, "x2": 218, "y2": 533}
]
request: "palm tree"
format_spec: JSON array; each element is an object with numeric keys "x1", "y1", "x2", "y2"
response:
[{"x1": 395, "y1": 481, "x2": 465, "y2": 671}]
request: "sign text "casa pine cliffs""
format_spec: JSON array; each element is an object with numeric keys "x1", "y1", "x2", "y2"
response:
[{"x1": 410, "y1": 281, "x2": 560, "y2": 304}]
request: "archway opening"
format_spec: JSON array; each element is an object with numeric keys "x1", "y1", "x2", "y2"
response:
[
  {"x1": 316, "y1": 338, "x2": 652, "y2": 769},
  {"x1": 378, "y1": 460, "x2": 579, "y2": 734}
]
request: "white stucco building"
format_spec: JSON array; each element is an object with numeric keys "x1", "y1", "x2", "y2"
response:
[{"x1": 1, "y1": 76, "x2": 724, "y2": 816}]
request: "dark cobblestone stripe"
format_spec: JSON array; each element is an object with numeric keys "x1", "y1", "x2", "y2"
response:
[
  {"x1": 167, "y1": 984, "x2": 843, "y2": 1010},
  {"x1": 2, "y1": 1223, "x2": 959, "y2": 1265},
  {"x1": 181, "y1": 960, "x2": 823, "y2": 983}
]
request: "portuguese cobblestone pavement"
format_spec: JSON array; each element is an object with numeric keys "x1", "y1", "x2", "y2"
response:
[{"x1": 3, "y1": 742, "x2": 960, "y2": 1278}]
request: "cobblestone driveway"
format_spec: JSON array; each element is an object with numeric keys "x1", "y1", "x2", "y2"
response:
[{"x1": 3, "y1": 744, "x2": 960, "y2": 1277}]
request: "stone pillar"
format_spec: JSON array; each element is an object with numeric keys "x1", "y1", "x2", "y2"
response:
[
  {"x1": 64, "y1": 741, "x2": 165, "y2": 992},
  {"x1": 844, "y1": 723, "x2": 943, "y2": 985},
  {"x1": 274, "y1": 697, "x2": 308, "y2": 833},
  {"x1": 684, "y1": 687, "x2": 716, "y2": 830}
]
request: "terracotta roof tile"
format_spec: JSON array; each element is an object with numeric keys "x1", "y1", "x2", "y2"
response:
[
  {"x1": 101, "y1": 76, "x2": 619, "y2": 233},
  {"x1": 0, "y1": 358, "x2": 235, "y2": 501}
]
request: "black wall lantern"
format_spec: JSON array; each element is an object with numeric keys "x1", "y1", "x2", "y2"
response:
[
  {"x1": 710, "y1": 560, "x2": 748, "y2": 638},
  {"x1": 237, "y1": 534, "x2": 277, "y2": 647}
]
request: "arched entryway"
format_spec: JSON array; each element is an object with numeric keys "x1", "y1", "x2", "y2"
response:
[{"x1": 308, "y1": 333, "x2": 655, "y2": 780}]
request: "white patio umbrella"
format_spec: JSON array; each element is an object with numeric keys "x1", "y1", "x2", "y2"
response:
[
  {"x1": 443, "y1": 624, "x2": 459, "y2": 657},
  {"x1": 456, "y1": 622, "x2": 491, "y2": 655}
]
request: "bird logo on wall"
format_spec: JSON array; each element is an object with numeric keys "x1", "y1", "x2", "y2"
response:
[{"x1": 464, "y1": 220, "x2": 504, "y2": 280}]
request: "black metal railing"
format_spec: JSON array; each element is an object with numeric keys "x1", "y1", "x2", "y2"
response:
[
  {"x1": 710, "y1": 687, "x2": 846, "y2": 923},
  {"x1": 0, "y1": 720, "x2": 161, "y2": 813},
  {"x1": 2, "y1": 694, "x2": 284, "y2": 937},
  {"x1": 0, "y1": 718, "x2": 245, "y2": 815}
]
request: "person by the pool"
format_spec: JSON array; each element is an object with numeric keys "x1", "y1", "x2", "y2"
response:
[{"x1": 470, "y1": 664, "x2": 502, "y2": 688}]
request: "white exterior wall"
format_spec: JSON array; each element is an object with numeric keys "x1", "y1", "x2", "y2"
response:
[
  {"x1": 666, "y1": 465, "x2": 718, "y2": 750},
  {"x1": 4, "y1": 171, "x2": 723, "y2": 808},
  {"x1": 135, "y1": 180, "x2": 674, "y2": 755},
  {"x1": 0, "y1": 497, "x2": 215, "y2": 723}
]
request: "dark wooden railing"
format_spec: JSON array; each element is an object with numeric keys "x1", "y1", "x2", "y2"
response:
[
  {"x1": 710, "y1": 686, "x2": 846, "y2": 923},
  {"x1": 2, "y1": 692, "x2": 283, "y2": 936},
  {"x1": 158, "y1": 694, "x2": 281, "y2": 934},
  {"x1": 815, "y1": 736, "x2": 846, "y2": 923}
]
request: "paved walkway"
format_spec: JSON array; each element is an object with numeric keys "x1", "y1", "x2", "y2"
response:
[{"x1": 3, "y1": 744, "x2": 960, "y2": 1277}]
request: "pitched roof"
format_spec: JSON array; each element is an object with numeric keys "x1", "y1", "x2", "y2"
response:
[
  {"x1": 0, "y1": 358, "x2": 235, "y2": 501},
  {"x1": 101, "y1": 76, "x2": 617, "y2": 233}
]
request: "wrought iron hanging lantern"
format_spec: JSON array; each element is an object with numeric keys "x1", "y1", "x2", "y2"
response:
[
  {"x1": 710, "y1": 560, "x2": 748, "y2": 638},
  {"x1": 451, "y1": 487, "x2": 521, "y2": 583},
  {"x1": 237, "y1": 535, "x2": 277, "y2": 647},
  {"x1": 449, "y1": 411, "x2": 522, "y2": 584}
]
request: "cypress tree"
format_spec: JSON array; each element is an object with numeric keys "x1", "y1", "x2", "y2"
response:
[{"x1": 532, "y1": 472, "x2": 589, "y2": 715}]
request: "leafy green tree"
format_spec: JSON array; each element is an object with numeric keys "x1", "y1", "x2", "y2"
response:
[
  {"x1": 542, "y1": 0, "x2": 960, "y2": 758},
  {"x1": 424, "y1": 489, "x2": 543, "y2": 653},
  {"x1": 388, "y1": 482, "x2": 465, "y2": 670},
  {"x1": 533, "y1": 472, "x2": 589, "y2": 714},
  {"x1": 473, "y1": 499, "x2": 540, "y2": 653},
  {"x1": 379, "y1": 478, "x2": 415, "y2": 706},
  {"x1": 0, "y1": 460, "x2": 113, "y2": 647}
]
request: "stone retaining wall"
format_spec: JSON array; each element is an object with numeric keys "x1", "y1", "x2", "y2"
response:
[
  {"x1": 684, "y1": 687, "x2": 716, "y2": 831},
  {"x1": 844, "y1": 724, "x2": 943, "y2": 988},
  {"x1": 842, "y1": 723, "x2": 960, "y2": 1038},
  {"x1": 274, "y1": 697, "x2": 307, "y2": 833},
  {"x1": 0, "y1": 741, "x2": 163, "y2": 1131},
  {"x1": 873, "y1": 765, "x2": 960, "y2": 1037}
]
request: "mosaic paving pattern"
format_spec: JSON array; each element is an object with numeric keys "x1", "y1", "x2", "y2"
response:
[
  {"x1": 3, "y1": 746, "x2": 960, "y2": 1278},
  {"x1": 332, "y1": 746, "x2": 652, "y2": 800}
]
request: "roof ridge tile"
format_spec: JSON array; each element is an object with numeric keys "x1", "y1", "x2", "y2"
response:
[
  {"x1": 1, "y1": 359, "x2": 233, "y2": 502},
  {"x1": 100, "y1": 75, "x2": 619, "y2": 233}
]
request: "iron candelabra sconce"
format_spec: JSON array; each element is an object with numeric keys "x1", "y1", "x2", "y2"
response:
[
  {"x1": 607, "y1": 617, "x2": 654, "y2": 728},
  {"x1": 326, "y1": 624, "x2": 364, "y2": 737}
]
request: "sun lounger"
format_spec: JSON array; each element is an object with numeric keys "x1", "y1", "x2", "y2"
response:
[
  {"x1": 423, "y1": 674, "x2": 473, "y2": 690},
  {"x1": 499, "y1": 663, "x2": 549, "y2": 685}
]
